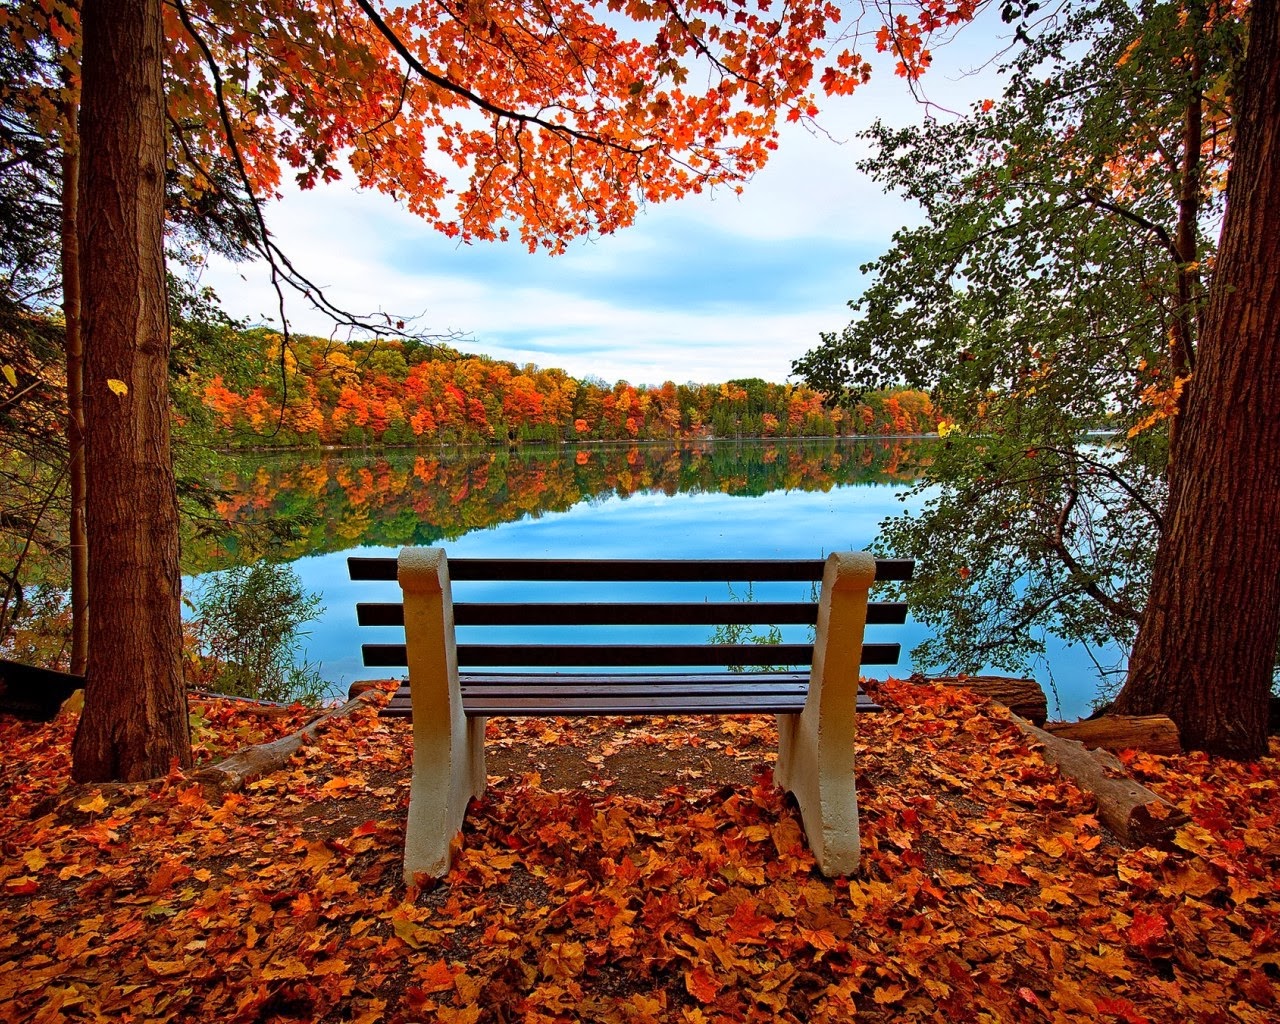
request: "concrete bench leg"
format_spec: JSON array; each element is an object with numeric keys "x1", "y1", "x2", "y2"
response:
[
  {"x1": 398, "y1": 547, "x2": 486, "y2": 883},
  {"x1": 775, "y1": 550, "x2": 877, "y2": 876}
]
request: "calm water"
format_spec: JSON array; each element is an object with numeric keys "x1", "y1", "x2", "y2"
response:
[{"x1": 192, "y1": 438, "x2": 1114, "y2": 720}]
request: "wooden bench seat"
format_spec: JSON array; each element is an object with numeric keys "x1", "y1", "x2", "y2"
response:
[
  {"x1": 374, "y1": 673, "x2": 884, "y2": 717},
  {"x1": 349, "y1": 549, "x2": 912, "y2": 883}
]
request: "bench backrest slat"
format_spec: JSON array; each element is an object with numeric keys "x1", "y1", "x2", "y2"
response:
[
  {"x1": 348, "y1": 555, "x2": 915, "y2": 583},
  {"x1": 355, "y1": 600, "x2": 909, "y2": 628},
  {"x1": 362, "y1": 641, "x2": 902, "y2": 669}
]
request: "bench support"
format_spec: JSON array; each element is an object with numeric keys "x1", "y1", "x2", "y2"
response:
[
  {"x1": 775, "y1": 551, "x2": 877, "y2": 876},
  {"x1": 398, "y1": 547, "x2": 486, "y2": 883}
]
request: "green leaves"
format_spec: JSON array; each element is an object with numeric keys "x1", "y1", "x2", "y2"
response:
[
  {"x1": 793, "y1": 0, "x2": 1246, "y2": 681},
  {"x1": 185, "y1": 560, "x2": 327, "y2": 704}
]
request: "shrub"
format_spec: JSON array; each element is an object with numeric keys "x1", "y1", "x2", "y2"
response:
[{"x1": 187, "y1": 561, "x2": 328, "y2": 705}]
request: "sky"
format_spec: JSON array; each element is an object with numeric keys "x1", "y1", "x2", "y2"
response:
[{"x1": 200, "y1": 13, "x2": 1011, "y2": 388}]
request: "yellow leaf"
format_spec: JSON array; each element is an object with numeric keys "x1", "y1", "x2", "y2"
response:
[
  {"x1": 320, "y1": 775, "x2": 361, "y2": 795},
  {"x1": 2, "y1": 364, "x2": 16, "y2": 387},
  {"x1": 1173, "y1": 824, "x2": 1215, "y2": 856},
  {"x1": 1038, "y1": 884, "x2": 1075, "y2": 906},
  {"x1": 1036, "y1": 836, "x2": 1068, "y2": 858},
  {"x1": 874, "y1": 984, "x2": 908, "y2": 1004},
  {"x1": 144, "y1": 957, "x2": 187, "y2": 977},
  {"x1": 304, "y1": 841, "x2": 335, "y2": 870},
  {"x1": 76, "y1": 793, "x2": 109, "y2": 814},
  {"x1": 107, "y1": 378, "x2": 128, "y2": 396},
  {"x1": 391, "y1": 914, "x2": 428, "y2": 949},
  {"x1": 436, "y1": 1008, "x2": 480, "y2": 1024}
]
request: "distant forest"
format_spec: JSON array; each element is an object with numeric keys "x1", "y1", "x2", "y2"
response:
[{"x1": 197, "y1": 330, "x2": 940, "y2": 447}]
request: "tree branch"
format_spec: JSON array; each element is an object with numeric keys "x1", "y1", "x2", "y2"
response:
[
  {"x1": 1079, "y1": 187, "x2": 1180, "y2": 263},
  {"x1": 171, "y1": 0, "x2": 458, "y2": 433},
  {"x1": 352, "y1": 0, "x2": 651, "y2": 156},
  {"x1": 1045, "y1": 477, "x2": 1142, "y2": 624}
]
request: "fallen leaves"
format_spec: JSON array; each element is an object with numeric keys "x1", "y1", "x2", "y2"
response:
[{"x1": 1, "y1": 678, "x2": 1278, "y2": 1023}]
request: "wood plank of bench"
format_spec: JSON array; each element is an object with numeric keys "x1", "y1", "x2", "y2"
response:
[
  {"x1": 362, "y1": 641, "x2": 901, "y2": 668},
  {"x1": 462, "y1": 671, "x2": 811, "y2": 692},
  {"x1": 375, "y1": 678, "x2": 884, "y2": 717},
  {"x1": 356, "y1": 600, "x2": 909, "y2": 627},
  {"x1": 348, "y1": 555, "x2": 915, "y2": 583}
]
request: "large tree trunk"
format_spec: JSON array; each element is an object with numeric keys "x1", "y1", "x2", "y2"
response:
[
  {"x1": 1115, "y1": 0, "x2": 1280, "y2": 758},
  {"x1": 71, "y1": 0, "x2": 191, "y2": 781}
]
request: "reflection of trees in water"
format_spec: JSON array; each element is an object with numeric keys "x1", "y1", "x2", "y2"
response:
[{"x1": 186, "y1": 438, "x2": 927, "y2": 572}]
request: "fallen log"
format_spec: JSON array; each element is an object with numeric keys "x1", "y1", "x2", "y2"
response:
[
  {"x1": 1043, "y1": 714, "x2": 1181, "y2": 755},
  {"x1": 193, "y1": 691, "x2": 379, "y2": 794},
  {"x1": 918, "y1": 674, "x2": 1048, "y2": 726},
  {"x1": 1007, "y1": 713, "x2": 1188, "y2": 847}
]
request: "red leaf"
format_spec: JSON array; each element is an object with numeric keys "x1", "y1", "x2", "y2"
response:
[
  {"x1": 684, "y1": 965, "x2": 721, "y2": 1003},
  {"x1": 1125, "y1": 910, "x2": 1168, "y2": 952},
  {"x1": 725, "y1": 898, "x2": 773, "y2": 944}
]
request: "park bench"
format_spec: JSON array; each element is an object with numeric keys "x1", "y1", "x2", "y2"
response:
[{"x1": 348, "y1": 548, "x2": 913, "y2": 882}]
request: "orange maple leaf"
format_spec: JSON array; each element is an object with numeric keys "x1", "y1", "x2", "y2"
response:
[
  {"x1": 684, "y1": 965, "x2": 721, "y2": 1002},
  {"x1": 416, "y1": 959, "x2": 456, "y2": 994}
]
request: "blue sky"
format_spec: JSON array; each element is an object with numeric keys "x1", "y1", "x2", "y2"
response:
[{"x1": 202, "y1": 15, "x2": 1009, "y2": 387}]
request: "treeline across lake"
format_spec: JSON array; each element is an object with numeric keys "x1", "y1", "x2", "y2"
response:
[
  {"x1": 200, "y1": 331, "x2": 939, "y2": 447},
  {"x1": 190, "y1": 437, "x2": 927, "y2": 571}
]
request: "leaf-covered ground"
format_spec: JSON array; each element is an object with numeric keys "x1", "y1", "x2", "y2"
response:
[{"x1": 1, "y1": 680, "x2": 1277, "y2": 1024}]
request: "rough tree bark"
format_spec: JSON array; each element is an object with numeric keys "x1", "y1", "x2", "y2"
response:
[
  {"x1": 1114, "y1": 0, "x2": 1280, "y2": 758},
  {"x1": 1044, "y1": 715, "x2": 1181, "y2": 757},
  {"x1": 70, "y1": 0, "x2": 191, "y2": 781}
]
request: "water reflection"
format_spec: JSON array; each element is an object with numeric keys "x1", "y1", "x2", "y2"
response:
[
  {"x1": 188, "y1": 437, "x2": 926, "y2": 570},
  {"x1": 191, "y1": 437, "x2": 1106, "y2": 720}
]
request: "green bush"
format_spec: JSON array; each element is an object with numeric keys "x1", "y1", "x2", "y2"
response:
[{"x1": 187, "y1": 561, "x2": 328, "y2": 705}]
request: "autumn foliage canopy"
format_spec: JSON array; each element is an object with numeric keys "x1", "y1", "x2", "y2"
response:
[
  {"x1": 166, "y1": 0, "x2": 983, "y2": 251},
  {"x1": 6, "y1": 0, "x2": 982, "y2": 256}
]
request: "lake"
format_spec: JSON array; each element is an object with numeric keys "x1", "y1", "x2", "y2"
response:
[{"x1": 190, "y1": 437, "x2": 1114, "y2": 720}]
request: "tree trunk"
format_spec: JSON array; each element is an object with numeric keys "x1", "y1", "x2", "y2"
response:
[
  {"x1": 71, "y1": 0, "x2": 190, "y2": 782},
  {"x1": 1166, "y1": 1, "x2": 1206, "y2": 465},
  {"x1": 61, "y1": 100, "x2": 88, "y2": 678},
  {"x1": 1115, "y1": 0, "x2": 1280, "y2": 758}
]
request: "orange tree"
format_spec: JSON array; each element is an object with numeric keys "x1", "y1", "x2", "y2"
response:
[{"x1": 58, "y1": 0, "x2": 985, "y2": 781}]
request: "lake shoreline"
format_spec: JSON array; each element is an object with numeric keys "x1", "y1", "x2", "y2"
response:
[{"x1": 206, "y1": 432, "x2": 937, "y2": 457}]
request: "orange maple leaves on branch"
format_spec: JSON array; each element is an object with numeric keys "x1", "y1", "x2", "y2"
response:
[
  {"x1": 7, "y1": 0, "x2": 985, "y2": 257},
  {"x1": 161, "y1": 0, "x2": 984, "y2": 253}
]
